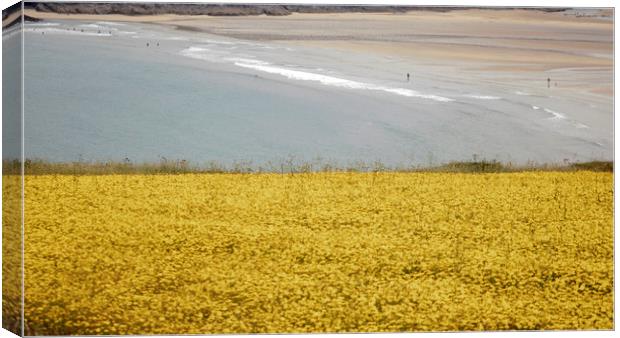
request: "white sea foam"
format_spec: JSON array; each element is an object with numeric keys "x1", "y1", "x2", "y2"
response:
[
  {"x1": 544, "y1": 108, "x2": 566, "y2": 120},
  {"x1": 229, "y1": 58, "x2": 268, "y2": 65},
  {"x1": 537, "y1": 107, "x2": 590, "y2": 129},
  {"x1": 179, "y1": 46, "x2": 213, "y2": 59},
  {"x1": 462, "y1": 94, "x2": 501, "y2": 100},
  {"x1": 183, "y1": 46, "x2": 209, "y2": 52},
  {"x1": 167, "y1": 36, "x2": 190, "y2": 41},
  {"x1": 24, "y1": 27, "x2": 112, "y2": 36},
  {"x1": 180, "y1": 46, "x2": 453, "y2": 102},
  {"x1": 515, "y1": 91, "x2": 530, "y2": 96},
  {"x1": 95, "y1": 21, "x2": 126, "y2": 26},
  {"x1": 75, "y1": 23, "x2": 132, "y2": 34},
  {"x1": 79, "y1": 23, "x2": 106, "y2": 29},
  {"x1": 574, "y1": 122, "x2": 590, "y2": 129},
  {"x1": 199, "y1": 39, "x2": 237, "y2": 45},
  {"x1": 179, "y1": 46, "x2": 243, "y2": 64},
  {"x1": 198, "y1": 39, "x2": 289, "y2": 51},
  {"x1": 25, "y1": 22, "x2": 60, "y2": 27},
  {"x1": 229, "y1": 58, "x2": 454, "y2": 102}
]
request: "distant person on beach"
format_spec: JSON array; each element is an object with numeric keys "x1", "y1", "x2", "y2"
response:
[
  {"x1": 407, "y1": 73, "x2": 410, "y2": 82},
  {"x1": 547, "y1": 77, "x2": 551, "y2": 88}
]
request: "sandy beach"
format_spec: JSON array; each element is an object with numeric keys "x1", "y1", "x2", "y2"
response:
[
  {"x1": 24, "y1": 8, "x2": 613, "y2": 90},
  {"x1": 22, "y1": 8, "x2": 613, "y2": 165}
]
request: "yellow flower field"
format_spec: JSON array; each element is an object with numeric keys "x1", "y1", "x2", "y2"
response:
[
  {"x1": 19, "y1": 172, "x2": 613, "y2": 334},
  {"x1": 2, "y1": 174, "x2": 22, "y2": 336}
]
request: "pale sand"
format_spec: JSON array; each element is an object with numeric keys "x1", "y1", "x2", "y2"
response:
[
  {"x1": 2, "y1": 11, "x2": 22, "y2": 28},
  {"x1": 23, "y1": 9, "x2": 183, "y2": 23},
  {"x1": 24, "y1": 8, "x2": 613, "y2": 96}
]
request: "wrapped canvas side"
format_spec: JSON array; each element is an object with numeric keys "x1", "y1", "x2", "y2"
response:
[{"x1": 2, "y1": 1, "x2": 23, "y2": 336}]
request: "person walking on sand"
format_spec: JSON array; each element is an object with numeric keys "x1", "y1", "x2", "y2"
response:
[
  {"x1": 407, "y1": 73, "x2": 410, "y2": 82},
  {"x1": 547, "y1": 77, "x2": 551, "y2": 88}
]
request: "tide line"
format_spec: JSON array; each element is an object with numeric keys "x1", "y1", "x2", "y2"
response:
[{"x1": 231, "y1": 58, "x2": 454, "y2": 103}]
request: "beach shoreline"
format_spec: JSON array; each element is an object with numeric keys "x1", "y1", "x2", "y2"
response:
[
  {"x1": 24, "y1": 8, "x2": 613, "y2": 95},
  {"x1": 22, "y1": 8, "x2": 613, "y2": 165}
]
